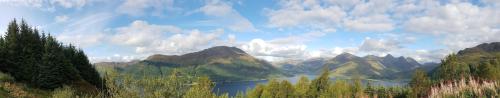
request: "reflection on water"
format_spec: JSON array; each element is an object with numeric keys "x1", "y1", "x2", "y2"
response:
[{"x1": 213, "y1": 75, "x2": 407, "y2": 96}]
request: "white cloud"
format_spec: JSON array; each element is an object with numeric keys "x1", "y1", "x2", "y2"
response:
[
  {"x1": 241, "y1": 38, "x2": 307, "y2": 61},
  {"x1": 196, "y1": 0, "x2": 256, "y2": 32},
  {"x1": 0, "y1": 0, "x2": 93, "y2": 11},
  {"x1": 117, "y1": 0, "x2": 176, "y2": 16},
  {"x1": 57, "y1": 13, "x2": 113, "y2": 47},
  {"x1": 51, "y1": 0, "x2": 87, "y2": 8},
  {"x1": 136, "y1": 29, "x2": 224, "y2": 54},
  {"x1": 403, "y1": 2, "x2": 500, "y2": 50},
  {"x1": 359, "y1": 37, "x2": 401, "y2": 53},
  {"x1": 238, "y1": 30, "x2": 330, "y2": 61},
  {"x1": 89, "y1": 54, "x2": 142, "y2": 63},
  {"x1": 267, "y1": 0, "x2": 345, "y2": 31},
  {"x1": 111, "y1": 20, "x2": 181, "y2": 46},
  {"x1": 344, "y1": 14, "x2": 394, "y2": 32},
  {"x1": 54, "y1": 15, "x2": 69, "y2": 23},
  {"x1": 110, "y1": 20, "x2": 225, "y2": 55}
]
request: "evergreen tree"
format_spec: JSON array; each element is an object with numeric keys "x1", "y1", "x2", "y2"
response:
[
  {"x1": 0, "y1": 36, "x2": 5, "y2": 72},
  {"x1": 0, "y1": 19, "x2": 105, "y2": 91},
  {"x1": 294, "y1": 76, "x2": 309, "y2": 98},
  {"x1": 4, "y1": 19, "x2": 21, "y2": 79},
  {"x1": 409, "y1": 69, "x2": 431, "y2": 97},
  {"x1": 277, "y1": 80, "x2": 294, "y2": 98},
  {"x1": 36, "y1": 35, "x2": 66, "y2": 89},
  {"x1": 308, "y1": 67, "x2": 330, "y2": 98}
]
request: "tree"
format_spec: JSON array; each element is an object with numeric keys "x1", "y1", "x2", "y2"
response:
[
  {"x1": 0, "y1": 19, "x2": 105, "y2": 91},
  {"x1": 183, "y1": 76, "x2": 214, "y2": 98},
  {"x1": 247, "y1": 84, "x2": 264, "y2": 98},
  {"x1": 277, "y1": 80, "x2": 294, "y2": 98},
  {"x1": 261, "y1": 79, "x2": 280, "y2": 98},
  {"x1": 4, "y1": 19, "x2": 21, "y2": 79},
  {"x1": 294, "y1": 76, "x2": 309, "y2": 98},
  {"x1": 409, "y1": 69, "x2": 431, "y2": 97},
  {"x1": 308, "y1": 67, "x2": 330, "y2": 98},
  {"x1": 35, "y1": 36, "x2": 68, "y2": 89}
]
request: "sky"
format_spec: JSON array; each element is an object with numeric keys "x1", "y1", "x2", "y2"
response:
[{"x1": 0, "y1": 0, "x2": 498, "y2": 63}]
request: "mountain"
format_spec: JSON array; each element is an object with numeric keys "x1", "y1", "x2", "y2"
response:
[
  {"x1": 96, "y1": 46, "x2": 284, "y2": 81},
  {"x1": 430, "y1": 42, "x2": 500, "y2": 81},
  {"x1": 277, "y1": 58, "x2": 327, "y2": 75},
  {"x1": 278, "y1": 52, "x2": 437, "y2": 79}
]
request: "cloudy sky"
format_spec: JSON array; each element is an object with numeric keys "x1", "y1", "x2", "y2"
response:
[{"x1": 0, "y1": 0, "x2": 498, "y2": 63}]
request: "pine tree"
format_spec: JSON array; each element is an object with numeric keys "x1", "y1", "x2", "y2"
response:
[
  {"x1": 0, "y1": 36, "x2": 5, "y2": 72},
  {"x1": 308, "y1": 67, "x2": 330, "y2": 98},
  {"x1": 277, "y1": 80, "x2": 294, "y2": 98},
  {"x1": 294, "y1": 76, "x2": 309, "y2": 98},
  {"x1": 36, "y1": 35, "x2": 65, "y2": 89},
  {"x1": 4, "y1": 19, "x2": 21, "y2": 79}
]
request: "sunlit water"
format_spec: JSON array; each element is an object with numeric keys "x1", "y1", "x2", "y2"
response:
[{"x1": 213, "y1": 75, "x2": 407, "y2": 96}]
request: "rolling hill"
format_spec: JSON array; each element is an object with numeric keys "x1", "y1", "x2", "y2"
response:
[{"x1": 96, "y1": 46, "x2": 285, "y2": 81}]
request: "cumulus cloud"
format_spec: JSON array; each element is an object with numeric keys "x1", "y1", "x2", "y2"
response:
[
  {"x1": 344, "y1": 14, "x2": 394, "y2": 32},
  {"x1": 359, "y1": 37, "x2": 401, "y2": 53},
  {"x1": 111, "y1": 20, "x2": 182, "y2": 46},
  {"x1": 267, "y1": 0, "x2": 397, "y2": 32},
  {"x1": 239, "y1": 31, "x2": 329, "y2": 61},
  {"x1": 267, "y1": 0, "x2": 345, "y2": 31},
  {"x1": 241, "y1": 38, "x2": 307, "y2": 61},
  {"x1": 117, "y1": 0, "x2": 176, "y2": 16},
  {"x1": 403, "y1": 2, "x2": 500, "y2": 50},
  {"x1": 136, "y1": 29, "x2": 224, "y2": 54},
  {"x1": 196, "y1": 0, "x2": 256, "y2": 32},
  {"x1": 110, "y1": 20, "x2": 225, "y2": 55}
]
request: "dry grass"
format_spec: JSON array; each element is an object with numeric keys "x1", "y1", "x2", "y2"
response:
[{"x1": 429, "y1": 78, "x2": 498, "y2": 97}]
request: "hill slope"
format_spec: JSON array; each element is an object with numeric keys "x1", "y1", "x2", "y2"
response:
[
  {"x1": 97, "y1": 46, "x2": 284, "y2": 81},
  {"x1": 278, "y1": 53, "x2": 436, "y2": 79}
]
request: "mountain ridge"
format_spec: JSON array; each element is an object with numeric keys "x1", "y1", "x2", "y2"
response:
[{"x1": 97, "y1": 46, "x2": 285, "y2": 81}]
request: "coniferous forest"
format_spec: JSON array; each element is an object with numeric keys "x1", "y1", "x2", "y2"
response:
[{"x1": 0, "y1": 20, "x2": 499, "y2": 98}]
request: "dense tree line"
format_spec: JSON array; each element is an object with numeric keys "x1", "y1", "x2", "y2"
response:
[
  {"x1": 408, "y1": 53, "x2": 500, "y2": 97},
  {"x1": 432, "y1": 54, "x2": 500, "y2": 82},
  {"x1": 0, "y1": 19, "x2": 104, "y2": 90}
]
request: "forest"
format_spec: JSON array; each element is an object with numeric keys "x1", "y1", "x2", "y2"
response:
[{"x1": 0, "y1": 20, "x2": 498, "y2": 98}]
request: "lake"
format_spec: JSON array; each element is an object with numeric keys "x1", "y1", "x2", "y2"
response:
[{"x1": 213, "y1": 75, "x2": 407, "y2": 96}]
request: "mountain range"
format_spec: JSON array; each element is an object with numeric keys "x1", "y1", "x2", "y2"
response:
[
  {"x1": 96, "y1": 46, "x2": 284, "y2": 81},
  {"x1": 277, "y1": 52, "x2": 438, "y2": 79},
  {"x1": 96, "y1": 46, "x2": 440, "y2": 81}
]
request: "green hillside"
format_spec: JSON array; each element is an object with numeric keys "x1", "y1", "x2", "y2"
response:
[
  {"x1": 279, "y1": 52, "x2": 436, "y2": 80},
  {"x1": 97, "y1": 46, "x2": 286, "y2": 81}
]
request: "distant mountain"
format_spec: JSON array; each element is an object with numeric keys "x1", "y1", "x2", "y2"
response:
[
  {"x1": 457, "y1": 42, "x2": 500, "y2": 55},
  {"x1": 278, "y1": 52, "x2": 438, "y2": 79},
  {"x1": 96, "y1": 46, "x2": 285, "y2": 81}
]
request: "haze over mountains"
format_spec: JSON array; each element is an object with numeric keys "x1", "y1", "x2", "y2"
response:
[{"x1": 96, "y1": 46, "x2": 438, "y2": 81}]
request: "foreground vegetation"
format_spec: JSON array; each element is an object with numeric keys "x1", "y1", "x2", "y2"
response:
[{"x1": 0, "y1": 19, "x2": 104, "y2": 93}]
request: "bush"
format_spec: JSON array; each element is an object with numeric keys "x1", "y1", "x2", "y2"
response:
[
  {"x1": 51, "y1": 86, "x2": 75, "y2": 98},
  {"x1": 0, "y1": 72, "x2": 13, "y2": 82}
]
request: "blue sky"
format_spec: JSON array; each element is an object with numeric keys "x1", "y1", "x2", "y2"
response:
[{"x1": 0, "y1": 0, "x2": 499, "y2": 63}]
